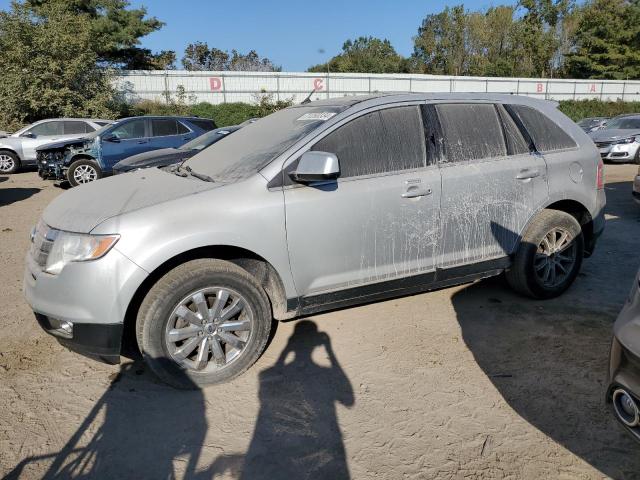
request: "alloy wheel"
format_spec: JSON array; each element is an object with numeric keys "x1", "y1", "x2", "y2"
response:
[
  {"x1": 0, "y1": 154, "x2": 15, "y2": 172},
  {"x1": 534, "y1": 227, "x2": 577, "y2": 288},
  {"x1": 164, "y1": 287, "x2": 253, "y2": 372},
  {"x1": 73, "y1": 165, "x2": 98, "y2": 184}
]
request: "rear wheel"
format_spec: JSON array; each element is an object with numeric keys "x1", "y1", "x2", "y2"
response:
[
  {"x1": 67, "y1": 158, "x2": 102, "y2": 186},
  {"x1": 0, "y1": 151, "x2": 19, "y2": 174},
  {"x1": 137, "y1": 259, "x2": 273, "y2": 389},
  {"x1": 506, "y1": 209, "x2": 583, "y2": 299}
]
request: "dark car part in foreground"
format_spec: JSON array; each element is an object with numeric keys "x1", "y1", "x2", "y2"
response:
[
  {"x1": 37, "y1": 116, "x2": 217, "y2": 186},
  {"x1": 608, "y1": 268, "x2": 640, "y2": 442},
  {"x1": 112, "y1": 126, "x2": 240, "y2": 174}
]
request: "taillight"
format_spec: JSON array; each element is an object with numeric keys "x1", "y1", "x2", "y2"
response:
[{"x1": 596, "y1": 158, "x2": 604, "y2": 189}]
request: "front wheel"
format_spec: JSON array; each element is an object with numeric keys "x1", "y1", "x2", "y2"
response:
[
  {"x1": 67, "y1": 158, "x2": 102, "y2": 186},
  {"x1": 137, "y1": 259, "x2": 273, "y2": 389},
  {"x1": 506, "y1": 209, "x2": 584, "y2": 299},
  {"x1": 0, "y1": 151, "x2": 20, "y2": 174}
]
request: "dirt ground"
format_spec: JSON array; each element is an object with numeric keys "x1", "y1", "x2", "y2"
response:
[{"x1": 1, "y1": 165, "x2": 639, "y2": 479}]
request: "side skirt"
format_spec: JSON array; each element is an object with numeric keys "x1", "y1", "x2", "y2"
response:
[{"x1": 287, "y1": 257, "x2": 511, "y2": 317}]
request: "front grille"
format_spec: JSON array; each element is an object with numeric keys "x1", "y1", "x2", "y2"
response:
[{"x1": 30, "y1": 221, "x2": 58, "y2": 268}]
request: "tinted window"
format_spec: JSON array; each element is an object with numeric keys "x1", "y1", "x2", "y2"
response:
[
  {"x1": 64, "y1": 121, "x2": 92, "y2": 134},
  {"x1": 312, "y1": 106, "x2": 426, "y2": 178},
  {"x1": 176, "y1": 121, "x2": 190, "y2": 134},
  {"x1": 604, "y1": 116, "x2": 640, "y2": 130},
  {"x1": 191, "y1": 119, "x2": 217, "y2": 131},
  {"x1": 27, "y1": 121, "x2": 63, "y2": 136},
  {"x1": 508, "y1": 105, "x2": 576, "y2": 152},
  {"x1": 151, "y1": 119, "x2": 180, "y2": 137},
  {"x1": 497, "y1": 105, "x2": 530, "y2": 155},
  {"x1": 436, "y1": 104, "x2": 507, "y2": 162},
  {"x1": 111, "y1": 119, "x2": 146, "y2": 139}
]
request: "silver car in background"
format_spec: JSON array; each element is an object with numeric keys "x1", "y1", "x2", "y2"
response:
[
  {"x1": 578, "y1": 116, "x2": 609, "y2": 133},
  {"x1": 590, "y1": 114, "x2": 640, "y2": 163},
  {"x1": 0, "y1": 118, "x2": 112, "y2": 173},
  {"x1": 24, "y1": 93, "x2": 605, "y2": 388}
]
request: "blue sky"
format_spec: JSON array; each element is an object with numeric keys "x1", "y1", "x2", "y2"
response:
[{"x1": 0, "y1": 0, "x2": 516, "y2": 71}]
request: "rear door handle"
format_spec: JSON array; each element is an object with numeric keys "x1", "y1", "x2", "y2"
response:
[
  {"x1": 402, "y1": 179, "x2": 432, "y2": 198},
  {"x1": 137, "y1": 140, "x2": 149, "y2": 144},
  {"x1": 516, "y1": 168, "x2": 540, "y2": 180}
]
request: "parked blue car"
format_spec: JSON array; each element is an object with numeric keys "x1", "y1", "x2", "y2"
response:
[{"x1": 36, "y1": 116, "x2": 217, "y2": 186}]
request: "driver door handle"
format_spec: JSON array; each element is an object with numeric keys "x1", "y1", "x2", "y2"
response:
[
  {"x1": 402, "y1": 179, "x2": 432, "y2": 198},
  {"x1": 516, "y1": 168, "x2": 540, "y2": 180}
]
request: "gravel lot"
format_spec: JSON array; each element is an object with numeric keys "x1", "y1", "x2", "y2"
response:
[{"x1": 1, "y1": 165, "x2": 639, "y2": 479}]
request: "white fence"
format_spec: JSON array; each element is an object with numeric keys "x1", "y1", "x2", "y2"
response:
[{"x1": 115, "y1": 70, "x2": 640, "y2": 104}]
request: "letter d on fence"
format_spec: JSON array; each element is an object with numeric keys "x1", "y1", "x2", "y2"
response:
[{"x1": 210, "y1": 77, "x2": 222, "y2": 91}]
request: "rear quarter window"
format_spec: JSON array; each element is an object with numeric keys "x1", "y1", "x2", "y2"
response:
[
  {"x1": 435, "y1": 103, "x2": 507, "y2": 162},
  {"x1": 507, "y1": 105, "x2": 577, "y2": 152},
  {"x1": 190, "y1": 119, "x2": 217, "y2": 131}
]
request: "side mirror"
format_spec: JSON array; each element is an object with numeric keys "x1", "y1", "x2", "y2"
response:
[
  {"x1": 289, "y1": 151, "x2": 340, "y2": 184},
  {"x1": 21, "y1": 132, "x2": 35, "y2": 138},
  {"x1": 103, "y1": 134, "x2": 120, "y2": 143}
]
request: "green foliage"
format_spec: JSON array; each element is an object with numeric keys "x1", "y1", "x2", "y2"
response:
[
  {"x1": 0, "y1": 1, "x2": 118, "y2": 131},
  {"x1": 182, "y1": 42, "x2": 280, "y2": 72},
  {"x1": 565, "y1": 0, "x2": 640, "y2": 79},
  {"x1": 558, "y1": 99, "x2": 640, "y2": 121},
  {"x1": 126, "y1": 93, "x2": 293, "y2": 127},
  {"x1": 309, "y1": 36, "x2": 408, "y2": 74},
  {"x1": 25, "y1": 0, "x2": 168, "y2": 69}
]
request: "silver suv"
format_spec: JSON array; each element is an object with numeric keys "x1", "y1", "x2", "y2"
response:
[
  {"x1": 24, "y1": 94, "x2": 606, "y2": 388},
  {"x1": 0, "y1": 118, "x2": 112, "y2": 173}
]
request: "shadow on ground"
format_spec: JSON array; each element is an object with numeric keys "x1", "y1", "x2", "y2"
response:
[
  {"x1": 0, "y1": 187, "x2": 40, "y2": 207},
  {"x1": 5, "y1": 320, "x2": 353, "y2": 480}
]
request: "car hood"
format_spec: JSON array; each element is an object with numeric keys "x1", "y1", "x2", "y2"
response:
[
  {"x1": 589, "y1": 129, "x2": 640, "y2": 142},
  {"x1": 115, "y1": 148, "x2": 191, "y2": 169},
  {"x1": 42, "y1": 167, "x2": 217, "y2": 233},
  {"x1": 36, "y1": 137, "x2": 88, "y2": 151}
]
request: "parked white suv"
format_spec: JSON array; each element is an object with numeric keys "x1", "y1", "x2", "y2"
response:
[{"x1": 0, "y1": 118, "x2": 112, "y2": 173}]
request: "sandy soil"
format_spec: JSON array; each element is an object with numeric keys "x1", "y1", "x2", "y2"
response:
[{"x1": 1, "y1": 165, "x2": 639, "y2": 479}]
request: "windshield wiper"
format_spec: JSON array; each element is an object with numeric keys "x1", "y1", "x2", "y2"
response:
[{"x1": 171, "y1": 165, "x2": 215, "y2": 182}]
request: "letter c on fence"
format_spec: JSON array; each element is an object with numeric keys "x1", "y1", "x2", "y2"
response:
[
  {"x1": 210, "y1": 77, "x2": 222, "y2": 91},
  {"x1": 536, "y1": 83, "x2": 544, "y2": 93},
  {"x1": 314, "y1": 78, "x2": 324, "y2": 91}
]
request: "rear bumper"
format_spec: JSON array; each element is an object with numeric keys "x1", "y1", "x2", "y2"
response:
[
  {"x1": 35, "y1": 313, "x2": 122, "y2": 364},
  {"x1": 585, "y1": 189, "x2": 606, "y2": 257}
]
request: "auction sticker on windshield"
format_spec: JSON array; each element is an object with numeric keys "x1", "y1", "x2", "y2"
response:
[{"x1": 296, "y1": 112, "x2": 336, "y2": 122}]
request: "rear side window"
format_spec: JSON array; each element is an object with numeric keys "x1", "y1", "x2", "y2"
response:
[
  {"x1": 27, "y1": 121, "x2": 63, "y2": 136},
  {"x1": 151, "y1": 119, "x2": 183, "y2": 137},
  {"x1": 507, "y1": 105, "x2": 576, "y2": 152},
  {"x1": 312, "y1": 106, "x2": 426, "y2": 178},
  {"x1": 436, "y1": 104, "x2": 506, "y2": 162},
  {"x1": 496, "y1": 105, "x2": 530, "y2": 155},
  {"x1": 190, "y1": 119, "x2": 217, "y2": 131},
  {"x1": 63, "y1": 121, "x2": 93, "y2": 134}
]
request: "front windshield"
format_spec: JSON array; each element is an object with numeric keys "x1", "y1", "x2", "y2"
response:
[
  {"x1": 184, "y1": 105, "x2": 347, "y2": 181},
  {"x1": 605, "y1": 116, "x2": 640, "y2": 130},
  {"x1": 578, "y1": 118, "x2": 603, "y2": 128},
  {"x1": 179, "y1": 127, "x2": 238, "y2": 151}
]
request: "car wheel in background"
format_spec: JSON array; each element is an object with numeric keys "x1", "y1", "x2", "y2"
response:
[
  {"x1": 0, "y1": 151, "x2": 20, "y2": 174},
  {"x1": 67, "y1": 158, "x2": 102, "y2": 187},
  {"x1": 506, "y1": 209, "x2": 584, "y2": 299},
  {"x1": 137, "y1": 259, "x2": 273, "y2": 389}
]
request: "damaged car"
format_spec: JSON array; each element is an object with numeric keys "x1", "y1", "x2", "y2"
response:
[
  {"x1": 37, "y1": 116, "x2": 217, "y2": 186},
  {"x1": 25, "y1": 93, "x2": 605, "y2": 388},
  {"x1": 590, "y1": 114, "x2": 640, "y2": 164}
]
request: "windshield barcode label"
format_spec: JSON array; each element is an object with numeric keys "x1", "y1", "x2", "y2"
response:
[{"x1": 296, "y1": 112, "x2": 336, "y2": 122}]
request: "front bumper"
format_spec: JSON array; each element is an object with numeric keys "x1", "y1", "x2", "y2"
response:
[
  {"x1": 597, "y1": 142, "x2": 639, "y2": 162},
  {"x1": 24, "y1": 247, "x2": 149, "y2": 363},
  {"x1": 608, "y1": 275, "x2": 640, "y2": 442}
]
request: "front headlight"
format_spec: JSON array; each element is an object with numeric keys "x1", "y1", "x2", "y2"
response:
[
  {"x1": 45, "y1": 231, "x2": 119, "y2": 275},
  {"x1": 613, "y1": 136, "x2": 636, "y2": 145}
]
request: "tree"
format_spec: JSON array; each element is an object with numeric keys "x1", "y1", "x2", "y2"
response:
[
  {"x1": 0, "y1": 1, "x2": 117, "y2": 130},
  {"x1": 182, "y1": 42, "x2": 280, "y2": 71},
  {"x1": 565, "y1": 0, "x2": 640, "y2": 79},
  {"x1": 308, "y1": 36, "x2": 407, "y2": 73},
  {"x1": 24, "y1": 0, "x2": 168, "y2": 69}
]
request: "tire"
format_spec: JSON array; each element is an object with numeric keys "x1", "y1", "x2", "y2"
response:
[
  {"x1": 137, "y1": 259, "x2": 273, "y2": 389},
  {"x1": 0, "y1": 151, "x2": 20, "y2": 174},
  {"x1": 506, "y1": 209, "x2": 584, "y2": 299},
  {"x1": 634, "y1": 148, "x2": 640, "y2": 165},
  {"x1": 67, "y1": 158, "x2": 102, "y2": 187}
]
